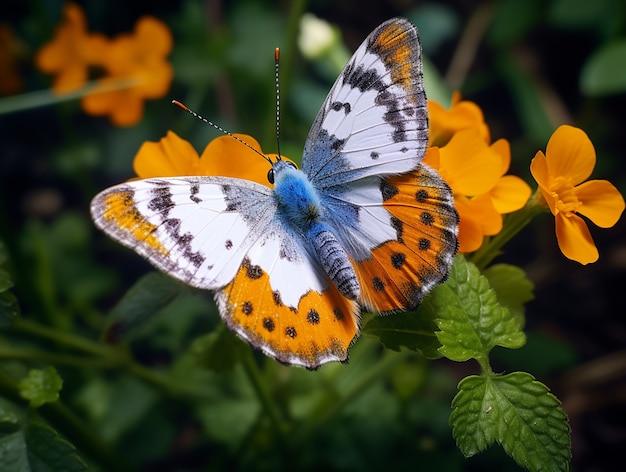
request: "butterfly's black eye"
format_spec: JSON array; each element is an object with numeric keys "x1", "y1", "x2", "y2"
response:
[{"x1": 267, "y1": 168, "x2": 275, "y2": 184}]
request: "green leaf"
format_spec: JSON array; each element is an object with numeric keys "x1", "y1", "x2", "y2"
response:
[
  {"x1": 581, "y1": 40, "x2": 626, "y2": 96},
  {"x1": 483, "y1": 263, "x2": 534, "y2": 327},
  {"x1": 0, "y1": 290, "x2": 20, "y2": 327},
  {"x1": 363, "y1": 298, "x2": 442, "y2": 359},
  {"x1": 103, "y1": 271, "x2": 186, "y2": 343},
  {"x1": 192, "y1": 325, "x2": 244, "y2": 373},
  {"x1": 0, "y1": 412, "x2": 86, "y2": 472},
  {"x1": 0, "y1": 240, "x2": 19, "y2": 326},
  {"x1": 451, "y1": 372, "x2": 571, "y2": 471},
  {"x1": 434, "y1": 257, "x2": 526, "y2": 362},
  {"x1": 18, "y1": 367, "x2": 63, "y2": 408}
]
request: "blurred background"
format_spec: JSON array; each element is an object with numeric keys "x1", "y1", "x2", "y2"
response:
[{"x1": 1, "y1": 0, "x2": 625, "y2": 470}]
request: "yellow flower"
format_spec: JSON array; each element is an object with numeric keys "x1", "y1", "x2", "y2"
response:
[
  {"x1": 428, "y1": 91, "x2": 490, "y2": 147},
  {"x1": 0, "y1": 24, "x2": 26, "y2": 95},
  {"x1": 133, "y1": 131, "x2": 296, "y2": 187},
  {"x1": 426, "y1": 95, "x2": 532, "y2": 253},
  {"x1": 35, "y1": 3, "x2": 108, "y2": 93},
  {"x1": 81, "y1": 16, "x2": 173, "y2": 126},
  {"x1": 489, "y1": 138, "x2": 532, "y2": 214},
  {"x1": 530, "y1": 125, "x2": 624, "y2": 264}
]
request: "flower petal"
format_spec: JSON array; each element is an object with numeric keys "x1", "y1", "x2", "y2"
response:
[
  {"x1": 428, "y1": 93, "x2": 490, "y2": 146},
  {"x1": 576, "y1": 179, "x2": 625, "y2": 228},
  {"x1": 491, "y1": 138, "x2": 510, "y2": 175},
  {"x1": 455, "y1": 194, "x2": 502, "y2": 253},
  {"x1": 530, "y1": 150, "x2": 557, "y2": 215},
  {"x1": 490, "y1": 175, "x2": 532, "y2": 214},
  {"x1": 199, "y1": 134, "x2": 300, "y2": 187},
  {"x1": 555, "y1": 213, "x2": 598, "y2": 265},
  {"x1": 438, "y1": 129, "x2": 501, "y2": 196},
  {"x1": 133, "y1": 131, "x2": 200, "y2": 178},
  {"x1": 545, "y1": 125, "x2": 595, "y2": 185}
]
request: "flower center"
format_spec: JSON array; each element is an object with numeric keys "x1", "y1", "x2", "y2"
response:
[{"x1": 549, "y1": 176, "x2": 580, "y2": 217}]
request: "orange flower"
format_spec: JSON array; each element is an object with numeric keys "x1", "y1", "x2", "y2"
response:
[
  {"x1": 428, "y1": 91, "x2": 490, "y2": 147},
  {"x1": 133, "y1": 131, "x2": 296, "y2": 187},
  {"x1": 530, "y1": 125, "x2": 624, "y2": 264},
  {"x1": 489, "y1": 138, "x2": 532, "y2": 214},
  {"x1": 426, "y1": 95, "x2": 531, "y2": 253},
  {"x1": 424, "y1": 130, "x2": 503, "y2": 252},
  {"x1": 81, "y1": 16, "x2": 173, "y2": 126},
  {"x1": 0, "y1": 24, "x2": 25, "y2": 95},
  {"x1": 35, "y1": 3, "x2": 108, "y2": 93}
]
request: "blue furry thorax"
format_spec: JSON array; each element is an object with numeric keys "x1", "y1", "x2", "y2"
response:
[{"x1": 272, "y1": 159, "x2": 321, "y2": 228}]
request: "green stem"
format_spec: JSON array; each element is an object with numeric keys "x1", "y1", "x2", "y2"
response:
[
  {"x1": 241, "y1": 348, "x2": 288, "y2": 436},
  {"x1": 0, "y1": 347, "x2": 117, "y2": 369},
  {"x1": 469, "y1": 191, "x2": 548, "y2": 270},
  {"x1": 292, "y1": 348, "x2": 407, "y2": 444},
  {"x1": 10, "y1": 318, "x2": 117, "y2": 358},
  {"x1": 8, "y1": 318, "x2": 217, "y2": 401},
  {"x1": 0, "y1": 77, "x2": 140, "y2": 115}
]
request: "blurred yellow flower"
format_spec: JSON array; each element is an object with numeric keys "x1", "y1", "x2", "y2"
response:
[
  {"x1": 133, "y1": 131, "x2": 296, "y2": 188},
  {"x1": 530, "y1": 125, "x2": 625, "y2": 264},
  {"x1": 35, "y1": 3, "x2": 108, "y2": 93},
  {"x1": 81, "y1": 16, "x2": 173, "y2": 126},
  {"x1": 0, "y1": 24, "x2": 26, "y2": 95}
]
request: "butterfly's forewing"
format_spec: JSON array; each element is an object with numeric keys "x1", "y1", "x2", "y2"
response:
[
  {"x1": 303, "y1": 18, "x2": 427, "y2": 187},
  {"x1": 90, "y1": 177, "x2": 275, "y2": 290}
]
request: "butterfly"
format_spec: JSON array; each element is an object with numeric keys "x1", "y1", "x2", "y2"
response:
[{"x1": 91, "y1": 17, "x2": 458, "y2": 369}]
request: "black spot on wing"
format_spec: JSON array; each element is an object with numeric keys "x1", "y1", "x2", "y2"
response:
[
  {"x1": 330, "y1": 101, "x2": 351, "y2": 114},
  {"x1": 380, "y1": 180, "x2": 399, "y2": 201}
]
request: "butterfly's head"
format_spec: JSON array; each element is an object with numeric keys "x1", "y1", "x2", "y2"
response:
[{"x1": 267, "y1": 157, "x2": 298, "y2": 186}]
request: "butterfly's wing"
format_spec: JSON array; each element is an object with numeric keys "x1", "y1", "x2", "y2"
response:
[
  {"x1": 91, "y1": 177, "x2": 275, "y2": 289},
  {"x1": 215, "y1": 244, "x2": 359, "y2": 369},
  {"x1": 91, "y1": 177, "x2": 359, "y2": 368},
  {"x1": 303, "y1": 17, "x2": 427, "y2": 186},
  {"x1": 302, "y1": 18, "x2": 458, "y2": 313},
  {"x1": 354, "y1": 165, "x2": 458, "y2": 313}
]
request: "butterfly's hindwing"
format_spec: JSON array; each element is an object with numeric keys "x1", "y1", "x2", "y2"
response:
[
  {"x1": 215, "y1": 236, "x2": 360, "y2": 369},
  {"x1": 354, "y1": 165, "x2": 458, "y2": 313}
]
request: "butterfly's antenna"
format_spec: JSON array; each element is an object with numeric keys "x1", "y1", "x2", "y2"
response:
[
  {"x1": 274, "y1": 48, "x2": 282, "y2": 160},
  {"x1": 171, "y1": 100, "x2": 272, "y2": 164}
]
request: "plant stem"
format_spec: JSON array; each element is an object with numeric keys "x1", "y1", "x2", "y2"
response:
[
  {"x1": 241, "y1": 349, "x2": 289, "y2": 436},
  {"x1": 469, "y1": 192, "x2": 548, "y2": 270},
  {"x1": 292, "y1": 349, "x2": 406, "y2": 445}
]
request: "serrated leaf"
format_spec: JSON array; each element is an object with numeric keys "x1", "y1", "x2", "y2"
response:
[
  {"x1": 18, "y1": 367, "x2": 63, "y2": 408},
  {"x1": 0, "y1": 417, "x2": 87, "y2": 472},
  {"x1": 434, "y1": 257, "x2": 526, "y2": 362},
  {"x1": 103, "y1": 271, "x2": 186, "y2": 343},
  {"x1": 451, "y1": 372, "x2": 571, "y2": 471},
  {"x1": 192, "y1": 325, "x2": 244, "y2": 372},
  {"x1": 483, "y1": 263, "x2": 534, "y2": 327},
  {"x1": 363, "y1": 298, "x2": 442, "y2": 359}
]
